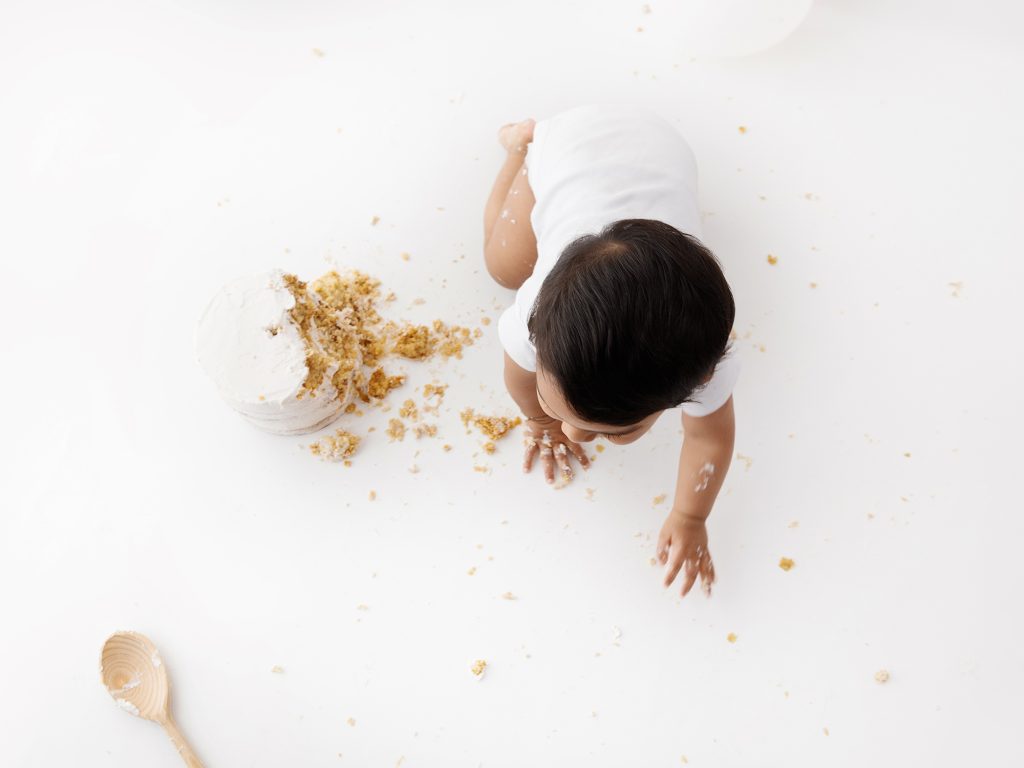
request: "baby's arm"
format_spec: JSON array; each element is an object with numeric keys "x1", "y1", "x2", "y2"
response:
[{"x1": 657, "y1": 397, "x2": 736, "y2": 597}]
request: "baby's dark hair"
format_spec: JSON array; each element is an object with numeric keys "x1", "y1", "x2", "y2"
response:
[{"x1": 527, "y1": 219, "x2": 735, "y2": 426}]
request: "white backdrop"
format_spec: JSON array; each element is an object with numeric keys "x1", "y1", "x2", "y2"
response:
[{"x1": 2, "y1": 1, "x2": 1023, "y2": 766}]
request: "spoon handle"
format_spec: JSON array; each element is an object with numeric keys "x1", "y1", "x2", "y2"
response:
[{"x1": 162, "y1": 716, "x2": 205, "y2": 768}]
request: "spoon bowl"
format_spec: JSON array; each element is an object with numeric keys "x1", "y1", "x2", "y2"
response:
[{"x1": 100, "y1": 631, "x2": 204, "y2": 767}]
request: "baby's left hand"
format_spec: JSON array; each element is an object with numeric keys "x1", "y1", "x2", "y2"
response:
[{"x1": 657, "y1": 511, "x2": 715, "y2": 598}]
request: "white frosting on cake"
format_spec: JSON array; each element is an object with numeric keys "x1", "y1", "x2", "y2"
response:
[{"x1": 196, "y1": 270, "x2": 357, "y2": 435}]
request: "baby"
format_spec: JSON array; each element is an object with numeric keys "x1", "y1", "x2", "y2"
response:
[{"x1": 482, "y1": 105, "x2": 738, "y2": 598}]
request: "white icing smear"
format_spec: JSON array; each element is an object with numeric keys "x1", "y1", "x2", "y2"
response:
[
  {"x1": 694, "y1": 462, "x2": 715, "y2": 493},
  {"x1": 115, "y1": 698, "x2": 140, "y2": 716}
]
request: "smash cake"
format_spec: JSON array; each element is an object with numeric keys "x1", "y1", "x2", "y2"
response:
[
  {"x1": 197, "y1": 267, "x2": 478, "y2": 436},
  {"x1": 197, "y1": 269, "x2": 379, "y2": 435}
]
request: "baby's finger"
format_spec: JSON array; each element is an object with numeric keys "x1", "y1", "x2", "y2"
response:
[
  {"x1": 680, "y1": 559, "x2": 699, "y2": 598},
  {"x1": 700, "y1": 553, "x2": 716, "y2": 597},
  {"x1": 540, "y1": 443, "x2": 555, "y2": 484},
  {"x1": 566, "y1": 442, "x2": 590, "y2": 469},
  {"x1": 663, "y1": 546, "x2": 685, "y2": 588},
  {"x1": 523, "y1": 440, "x2": 539, "y2": 473},
  {"x1": 553, "y1": 443, "x2": 573, "y2": 482},
  {"x1": 656, "y1": 531, "x2": 670, "y2": 565}
]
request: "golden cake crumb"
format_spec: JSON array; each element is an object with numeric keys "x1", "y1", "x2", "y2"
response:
[
  {"x1": 366, "y1": 367, "x2": 405, "y2": 400},
  {"x1": 399, "y1": 399, "x2": 419, "y2": 420},
  {"x1": 481, "y1": 316, "x2": 491, "y2": 325},
  {"x1": 462, "y1": 408, "x2": 522, "y2": 440},
  {"x1": 442, "y1": 444, "x2": 452, "y2": 452},
  {"x1": 368, "y1": 490, "x2": 376, "y2": 501},
  {"x1": 423, "y1": 383, "x2": 447, "y2": 400},
  {"x1": 413, "y1": 423, "x2": 438, "y2": 439},
  {"x1": 767, "y1": 254, "x2": 778, "y2": 265},
  {"x1": 652, "y1": 494, "x2": 667, "y2": 505},
  {"x1": 470, "y1": 659, "x2": 487, "y2": 679},
  {"x1": 347, "y1": 717, "x2": 356, "y2": 727},
  {"x1": 370, "y1": 215, "x2": 380, "y2": 225},
  {"x1": 386, "y1": 419, "x2": 406, "y2": 441},
  {"x1": 874, "y1": 669, "x2": 890, "y2": 684},
  {"x1": 400, "y1": 252, "x2": 411, "y2": 261},
  {"x1": 392, "y1": 324, "x2": 433, "y2": 359},
  {"x1": 738, "y1": 125, "x2": 747, "y2": 134},
  {"x1": 778, "y1": 557, "x2": 795, "y2": 571},
  {"x1": 727, "y1": 632, "x2": 738, "y2": 643},
  {"x1": 309, "y1": 430, "x2": 360, "y2": 463},
  {"x1": 483, "y1": 441, "x2": 496, "y2": 454},
  {"x1": 466, "y1": 566, "x2": 477, "y2": 575},
  {"x1": 595, "y1": 444, "x2": 606, "y2": 453},
  {"x1": 500, "y1": 592, "x2": 517, "y2": 600}
]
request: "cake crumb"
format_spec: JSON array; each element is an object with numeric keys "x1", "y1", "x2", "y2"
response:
[
  {"x1": 370, "y1": 215, "x2": 380, "y2": 226},
  {"x1": 738, "y1": 125, "x2": 747, "y2": 134},
  {"x1": 413, "y1": 423, "x2": 438, "y2": 439},
  {"x1": 652, "y1": 493, "x2": 667, "y2": 505},
  {"x1": 366, "y1": 367, "x2": 405, "y2": 400},
  {"x1": 735, "y1": 453, "x2": 753, "y2": 470},
  {"x1": 356, "y1": 604, "x2": 369, "y2": 611},
  {"x1": 442, "y1": 444, "x2": 452, "y2": 452},
  {"x1": 778, "y1": 557, "x2": 795, "y2": 571},
  {"x1": 483, "y1": 441, "x2": 496, "y2": 454},
  {"x1": 399, "y1": 399, "x2": 419, "y2": 420},
  {"x1": 767, "y1": 254, "x2": 778, "y2": 265},
  {"x1": 595, "y1": 444, "x2": 606, "y2": 453},
  {"x1": 470, "y1": 659, "x2": 487, "y2": 680},
  {"x1": 309, "y1": 430, "x2": 360, "y2": 463},
  {"x1": 368, "y1": 490, "x2": 377, "y2": 501},
  {"x1": 500, "y1": 592, "x2": 517, "y2": 600},
  {"x1": 271, "y1": 665, "x2": 284, "y2": 674},
  {"x1": 788, "y1": 520, "x2": 799, "y2": 528},
  {"x1": 347, "y1": 717, "x2": 356, "y2": 727},
  {"x1": 466, "y1": 566, "x2": 477, "y2": 575},
  {"x1": 462, "y1": 409, "x2": 523, "y2": 440},
  {"x1": 874, "y1": 669, "x2": 890, "y2": 684},
  {"x1": 727, "y1": 632, "x2": 738, "y2": 643},
  {"x1": 386, "y1": 419, "x2": 406, "y2": 441},
  {"x1": 312, "y1": 48, "x2": 325, "y2": 57},
  {"x1": 400, "y1": 252, "x2": 411, "y2": 261}
]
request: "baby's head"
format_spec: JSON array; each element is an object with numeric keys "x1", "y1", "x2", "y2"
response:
[{"x1": 528, "y1": 219, "x2": 735, "y2": 444}]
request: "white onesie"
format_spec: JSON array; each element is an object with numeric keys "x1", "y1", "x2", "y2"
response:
[{"x1": 497, "y1": 104, "x2": 740, "y2": 417}]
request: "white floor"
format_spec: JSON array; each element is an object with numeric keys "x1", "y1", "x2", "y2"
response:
[{"x1": 2, "y1": 1, "x2": 1023, "y2": 765}]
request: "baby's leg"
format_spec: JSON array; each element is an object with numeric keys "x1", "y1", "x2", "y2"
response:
[{"x1": 483, "y1": 122, "x2": 538, "y2": 289}]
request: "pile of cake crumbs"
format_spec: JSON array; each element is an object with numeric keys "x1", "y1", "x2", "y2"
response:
[
  {"x1": 460, "y1": 408, "x2": 522, "y2": 440},
  {"x1": 309, "y1": 430, "x2": 361, "y2": 463}
]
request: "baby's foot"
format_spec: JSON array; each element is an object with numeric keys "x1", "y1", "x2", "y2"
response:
[{"x1": 498, "y1": 118, "x2": 535, "y2": 154}]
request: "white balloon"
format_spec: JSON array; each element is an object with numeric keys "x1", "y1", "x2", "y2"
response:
[{"x1": 675, "y1": 0, "x2": 815, "y2": 58}]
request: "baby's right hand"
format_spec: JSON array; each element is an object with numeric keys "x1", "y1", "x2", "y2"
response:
[{"x1": 522, "y1": 415, "x2": 590, "y2": 485}]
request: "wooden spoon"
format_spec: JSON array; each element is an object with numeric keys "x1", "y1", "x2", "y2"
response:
[{"x1": 100, "y1": 631, "x2": 205, "y2": 767}]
